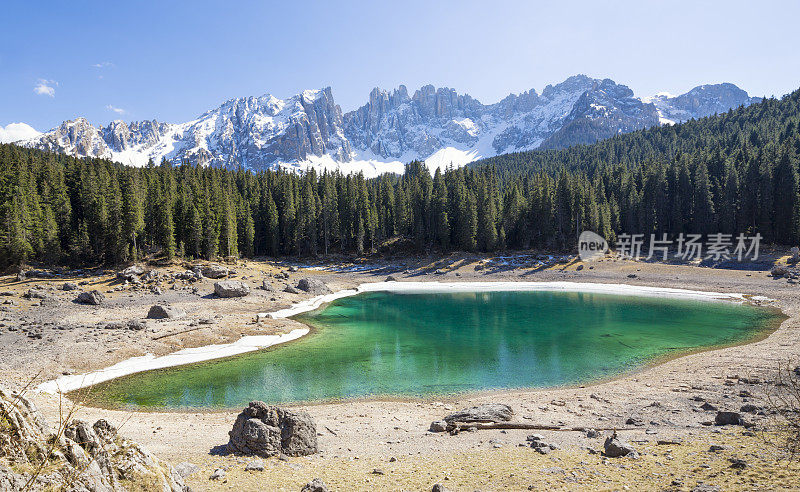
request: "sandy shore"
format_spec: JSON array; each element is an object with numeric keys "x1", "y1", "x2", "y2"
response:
[{"x1": 3, "y1": 252, "x2": 800, "y2": 490}]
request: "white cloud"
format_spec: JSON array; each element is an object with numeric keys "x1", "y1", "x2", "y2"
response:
[
  {"x1": 106, "y1": 104, "x2": 126, "y2": 115},
  {"x1": 92, "y1": 61, "x2": 115, "y2": 68},
  {"x1": 33, "y1": 79, "x2": 57, "y2": 97},
  {"x1": 0, "y1": 122, "x2": 41, "y2": 143}
]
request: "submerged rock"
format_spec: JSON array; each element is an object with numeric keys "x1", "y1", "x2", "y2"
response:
[
  {"x1": 443, "y1": 403, "x2": 513, "y2": 423},
  {"x1": 214, "y1": 280, "x2": 250, "y2": 298},
  {"x1": 227, "y1": 401, "x2": 318, "y2": 457}
]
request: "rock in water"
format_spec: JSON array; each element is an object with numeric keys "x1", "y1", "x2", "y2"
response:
[
  {"x1": 443, "y1": 403, "x2": 513, "y2": 423},
  {"x1": 227, "y1": 401, "x2": 318, "y2": 457},
  {"x1": 76, "y1": 290, "x2": 105, "y2": 305},
  {"x1": 603, "y1": 431, "x2": 637, "y2": 457},
  {"x1": 296, "y1": 278, "x2": 332, "y2": 294},
  {"x1": 301, "y1": 478, "x2": 329, "y2": 492},
  {"x1": 214, "y1": 280, "x2": 250, "y2": 298},
  {"x1": 147, "y1": 305, "x2": 186, "y2": 319},
  {"x1": 202, "y1": 264, "x2": 229, "y2": 279}
]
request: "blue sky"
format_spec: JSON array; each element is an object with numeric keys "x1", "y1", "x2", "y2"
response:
[{"x1": 2, "y1": 0, "x2": 799, "y2": 131}]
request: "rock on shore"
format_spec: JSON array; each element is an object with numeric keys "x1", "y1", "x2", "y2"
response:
[
  {"x1": 214, "y1": 280, "x2": 250, "y2": 298},
  {"x1": 227, "y1": 401, "x2": 318, "y2": 457}
]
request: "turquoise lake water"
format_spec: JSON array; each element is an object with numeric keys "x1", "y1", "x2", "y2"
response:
[{"x1": 84, "y1": 290, "x2": 780, "y2": 409}]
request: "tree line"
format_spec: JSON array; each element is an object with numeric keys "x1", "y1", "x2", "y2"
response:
[{"x1": 1, "y1": 87, "x2": 799, "y2": 269}]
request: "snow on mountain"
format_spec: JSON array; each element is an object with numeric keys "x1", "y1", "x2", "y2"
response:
[
  {"x1": 0, "y1": 122, "x2": 41, "y2": 144},
  {"x1": 644, "y1": 83, "x2": 761, "y2": 125},
  {"x1": 14, "y1": 77, "x2": 759, "y2": 177}
]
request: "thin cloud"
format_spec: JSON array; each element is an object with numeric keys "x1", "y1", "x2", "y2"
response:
[
  {"x1": 92, "y1": 61, "x2": 115, "y2": 68},
  {"x1": 34, "y1": 79, "x2": 57, "y2": 97},
  {"x1": 106, "y1": 104, "x2": 126, "y2": 115}
]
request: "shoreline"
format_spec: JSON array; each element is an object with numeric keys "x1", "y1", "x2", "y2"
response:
[{"x1": 37, "y1": 280, "x2": 771, "y2": 397}]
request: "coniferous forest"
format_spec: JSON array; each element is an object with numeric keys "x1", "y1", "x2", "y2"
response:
[{"x1": 1, "y1": 88, "x2": 800, "y2": 269}]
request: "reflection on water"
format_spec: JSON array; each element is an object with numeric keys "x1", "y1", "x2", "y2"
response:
[{"x1": 85, "y1": 291, "x2": 779, "y2": 409}]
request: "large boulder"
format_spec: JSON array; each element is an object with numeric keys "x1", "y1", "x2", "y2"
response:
[
  {"x1": 227, "y1": 401, "x2": 318, "y2": 457},
  {"x1": 147, "y1": 305, "x2": 186, "y2": 319},
  {"x1": 603, "y1": 431, "x2": 637, "y2": 457},
  {"x1": 23, "y1": 288, "x2": 51, "y2": 300},
  {"x1": 443, "y1": 403, "x2": 513, "y2": 423},
  {"x1": 296, "y1": 278, "x2": 332, "y2": 295},
  {"x1": 117, "y1": 264, "x2": 145, "y2": 282},
  {"x1": 214, "y1": 280, "x2": 250, "y2": 298},
  {"x1": 301, "y1": 479, "x2": 330, "y2": 492},
  {"x1": 202, "y1": 264, "x2": 229, "y2": 279},
  {"x1": 76, "y1": 290, "x2": 105, "y2": 305}
]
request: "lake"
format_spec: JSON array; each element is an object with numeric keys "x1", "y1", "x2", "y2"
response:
[{"x1": 84, "y1": 290, "x2": 780, "y2": 409}]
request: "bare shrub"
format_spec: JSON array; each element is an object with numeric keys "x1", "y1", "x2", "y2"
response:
[{"x1": 763, "y1": 362, "x2": 800, "y2": 460}]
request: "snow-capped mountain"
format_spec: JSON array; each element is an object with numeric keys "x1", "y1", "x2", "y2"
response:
[{"x1": 11, "y1": 76, "x2": 760, "y2": 176}]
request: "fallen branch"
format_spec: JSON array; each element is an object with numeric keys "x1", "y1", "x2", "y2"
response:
[
  {"x1": 151, "y1": 325, "x2": 206, "y2": 341},
  {"x1": 449, "y1": 421, "x2": 638, "y2": 432}
]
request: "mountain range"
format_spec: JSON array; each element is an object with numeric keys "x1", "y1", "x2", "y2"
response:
[{"x1": 6, "y1": 75, "x2": 760, "y2": 176}]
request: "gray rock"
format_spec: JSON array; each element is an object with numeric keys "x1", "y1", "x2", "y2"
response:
[
  {"x1": 429, "y1": 420, "x2": 449, "y2": 432},
  {"x1": 202, "y1": 264, "x2": 229, "y2": 279},
  {"x1": 62, "y1": 282, "x2": 79, "y2": 291},
  {"x1": 443, "y1": 403, "x2": 513, "y2": 423},
  {"x1": 431, "y1": 484, "x2": 449, "y2": 492},
  {"x1": 147, "y1": 305, "x2": 186, "y2": 319},
  {"x1": 289, "y1": 265, "x2": 299, "y2": 272},
  {"x1": 227, "y1": 401, "x2": 318, "y2": 457},
  {"x1": 261, "y1": 280, "x2": 275, "y2": 291},
  {"x1": 284, "y1": 285, "x2": 301, "y2": 294},
  {"x1": 715, "y1": 411, "x2": 743, "y2": 426},
  {"x1": 603, "y1": 431, "x2": 637, "y2": 457},
  {"x1": 126, "y1": 319, "x2": 147, "y2": 331},
  {"x1": 296, "y1": 278, "x2": 332, "y2": 294},
  {"x1": 301, "y1": 478, "x2": 329, "y2": 492},
  {"x1": 244, "y1": 459, "x2": 265, "y2": 472},
  {"x1": 214, "y1": 280, "x2": 250, "y2": 298},
  {"x1": 771, "y1": 266, "x2": 789, "y2": 277},
  {"x1": 386, "y1": 275, "x2": 398, "y2": 282},
  {"x1": 23, "y1": 289, "x2": 50, "y2": 300},
  {"x1": 209, "y1": 468, "x2": 225, "y2": 480},
  {"x1": 174, "y1": 462, "x2": 199, "y2": 478},
  {"x1": 700, "y1": 402, "x2": 718, "y2": 411},
  {"x1": 76, "y1": 290, "x2": 104, "y2": 305}
]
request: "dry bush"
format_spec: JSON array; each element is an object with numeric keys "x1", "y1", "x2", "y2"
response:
[{"x1": 763, "y1": 362, "x2": 800, "y2": 460}]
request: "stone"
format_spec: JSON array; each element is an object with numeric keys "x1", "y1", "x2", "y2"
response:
[
  {"x1": 700, "y1": 402, "x2": 718, "y2": 411},
  {"x1": 261, "y1": 280, "x2": 275, "y2": 291},
  {"x1": 771, "y1": 266, "x2": 789, "y2": 277},
  {"x1": 214, "y1": 280, "x2": 250, "y2": 298},
  {"x1": 429, "y1": 420, "x2": 449, "y2": 432},
  {"x1": 289, "y1": 265, "x2": 299, "y2": 272},
  {"x1": 62, "y1": 282, "x2": 79, "y2": 291},
  {"x1": 209, "y1": 468, "x2": 225, "y2": 480},
  {"x1": 301, "y1": 478, "x2": 329, "y2": 492},
  {"x1": 284, "y1": 285, "x2": 301, "y2": 294},
  {"x1": 431, "y1": 485, "x2": 449, "y2": 492},
  {"x1": 202, "y1": 264, "x2": 229, "y2": 279},
  {"x1": 386, "y1": 275, "x2": 398, "y2": 282},
  {"x1": 603, "y1": 431, "x2": 637, "y2": 457},
  {"x1": 227, "y1": 401, "x2": 318, "y2": 457},
  {"x1": 76, "y1": 290, "x2": 104, "y2": 305},
  {"x1": 23, "y1": 288, "x2": 50, "y2": 300},
  {"x1": 126, "y1": 319, "x2": 147, "y2": 330},
  {"x1": 245, "y1": 459, "x2": 265, "y2": 472},
  {"x1": 147, "y1": 305, "x2": 186, "y2": 319},
  {"x1": 715, "y1": 411, "x2": 743, "y2": 426},
  {"x1": 729, "y1": 458, "x2": 747, "y2": 469},
  {"x1": 174, "y1": 462, "x2": 199, "y2": 478},
  {"x1": 296, "y1": 278, "x2": 332, "y2": 294},
  {"x1": 117, "y1": 265, "x2": 145, "y2": 282},
  {"x1": 586, "y1": 428, "x2": 600, "y2": 438},
  {"x1": 443, "y1": 403, "x2": 513, "y2": 423}
]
